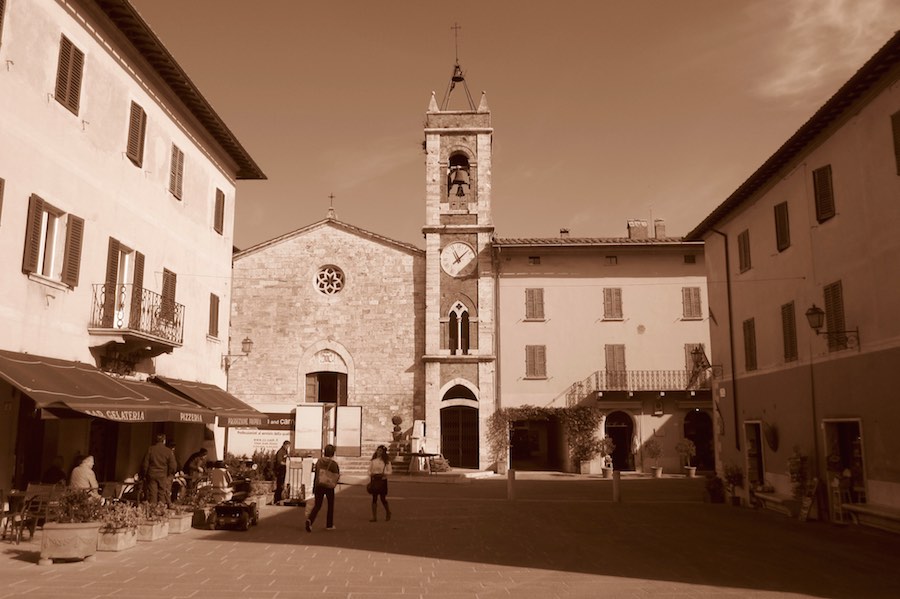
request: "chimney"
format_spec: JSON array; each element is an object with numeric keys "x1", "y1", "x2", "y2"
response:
[
  {"x1": 653, "y1": 219, "x2": 666, "y2": 238},
  {"x1": 560, "y1": 228, "x2": 570, "y2": 238},
  {"x1": 627, "y1": 219, "x2": 648, "y2": 240}
]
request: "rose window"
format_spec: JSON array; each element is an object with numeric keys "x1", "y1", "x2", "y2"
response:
[{"x1": 315, "y1": 265, "x2": 345, "y2": 295}]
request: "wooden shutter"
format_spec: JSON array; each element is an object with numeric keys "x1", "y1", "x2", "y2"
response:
[
  {"x1": 22, "y1": 194, "x2": 45, "y2": 274},
  {"x1": 126, "y1": 102, "x2": 147, "y2": 167},
  {"x1": 169, "y1": 145, "x2": 184, "y2": 199},
  {"x1": 525, "y1": 288, "x2": 544, "y2": 319},
  {"x1": 526, "y1": 345, "x2": 546, "y2": 378},
  {"x1": 61, "y1": 214, "x2": 83, "y2": 288},
  {"x1": 214, "y1": 189, "x2": 225, "y2": 234},
  {"x1": 55, "y1": 36, "x2": 84, "y2": 115},
  {"x1": 824, "y1": 281, "x2": 847, "y2": 351},
  {"x1": 603, "y1": 288, "x2": 622, "y2": 319},
  {"x1": 305, "y1": 374, "x2": 318, "y2": 403},
  {"x1": 129, "y1": 251, "x2": 144, "y2": 329},
  {"x1": 892, "y1": 111, "x2": 900, "y2": 175},
  {"x1": 738, "y1": 230, "x2": 751, "y2": 272},
  {"x1": 208, "y1": 293, "x2": 219, "y2": 337},
  {"x1": 0, "y1": 177, "x2": 5, "y2": 225},
  {"x1": 161, "y1": 268, "x2": 176, "y2": 321},
  {"x1": 0, "y1": 0, "x2": 6, "y2": 45},
  {"x1": 102, "y1": 238, "x2": 120, "y2": 327},
  {"x1": 774, "y1": 202, "x2": 790, "y2": 251},
  {"x1": 781, "y1": 302, "x2": 798, "y2": 361},
  {"x1": 813, "y1": 165, "x2": 835, "y2": 222},
  {"x1": 682, "y1": 287, "x2": 702, "y2": 319},
  {"x1": 743, "y1": 318, "x2": 757, "y2": 371},
  {"x1": 605, "y1": 344, "x2": 626, "y2": 388}
]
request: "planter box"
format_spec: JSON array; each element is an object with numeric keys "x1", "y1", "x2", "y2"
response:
[
  {"x1": 97, "y1": 528, "x2": 137, "y2": 552},
  {"x1": 137, "y1": 520, "x2": 169, "y2": 542},
  {"x1": 39, "y1": 521, "x2": 101, "y2": 565},
  {"x1": 168, "y1": 512, "x2": 193, "y2": 534}
]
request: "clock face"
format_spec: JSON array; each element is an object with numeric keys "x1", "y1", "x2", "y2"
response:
[{"x1": 440, "y1": 242, "x2": 477, "y2": 277}]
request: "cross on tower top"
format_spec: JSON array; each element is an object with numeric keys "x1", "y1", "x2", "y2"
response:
[{"x1": 327, "y1": 193, "x2": 336, "y2": 219}]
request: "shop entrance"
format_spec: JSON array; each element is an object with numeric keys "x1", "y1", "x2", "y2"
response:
[
  {"x1": 745, "y1": 422, "x2": 765, "y2": 488},
  {"x1": 824, "y1": 420, "x2": 866, "y2": 503}
]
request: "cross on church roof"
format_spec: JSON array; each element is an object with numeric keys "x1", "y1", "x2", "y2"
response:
[
  {"x1": 441, "y1": 23, "x2": 476, "y2": 111},
  {"x1": 327, "y1": 193, "x2": 336, "y2": 219}
]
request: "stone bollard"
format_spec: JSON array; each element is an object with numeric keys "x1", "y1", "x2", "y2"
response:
[
  {"x1": 612, "y1": 470, "x2": 621, "y2": 503},
  {"x1": 507, "y1": 468, "x2": 516, "y2": 501}
]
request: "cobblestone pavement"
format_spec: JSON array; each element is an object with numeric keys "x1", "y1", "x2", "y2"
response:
[{"x1": 1, "y1": 473, "x2": 899, "y2": 598}]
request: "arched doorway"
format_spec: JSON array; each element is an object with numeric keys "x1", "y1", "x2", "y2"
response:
[
  {"x1": 605, "y1": 411, "x2": 634, "y2": 470},
  {"x1": 440, "y1": 385, "x2": 479, "y2": 469},
  {"x1": 684, "y1": 410, "x2": 714, "y2": 471}
]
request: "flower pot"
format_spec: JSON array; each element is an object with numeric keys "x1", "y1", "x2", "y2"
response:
[
  {"x1": 39, "y1": 521, "x2": 101, "y2": 565},
  {"x1": 684, "y1": 466, "x2": 697, "y2": 478},
  {"x1": 97, "y1": 528, "x2": 137, "y2": 551},
  {"x1": 168, "y1": 512, "x2": 193, "y2": 534},
  {"x1": 137, "y1": 520, "x2": 169, "y2": 541},
  {"x1": 651, "y1": 466, "x2": 663, "y2": 478},
  {"x1": 601, "y1": 467, "x2": 613, "y2": 479}
]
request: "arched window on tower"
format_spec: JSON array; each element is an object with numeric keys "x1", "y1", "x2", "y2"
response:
[
  {"x1": 449, "y1": 301, "x2": 470, "y2": 355},
  {"x1": 447, "y1": 154, "x2": 470, "y2": 211}
]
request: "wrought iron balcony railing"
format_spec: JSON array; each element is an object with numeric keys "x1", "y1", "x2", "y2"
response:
[
  {"x1": 560, "y1": 368, "x2": 712, "y2": 407},
  {"x1": 89, "y1": 284, "x2": 184, "y2": 346}
]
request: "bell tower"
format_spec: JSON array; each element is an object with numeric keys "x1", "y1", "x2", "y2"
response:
[{"x1": 422, "y1": 56, "x2": 495, "y2": 471}]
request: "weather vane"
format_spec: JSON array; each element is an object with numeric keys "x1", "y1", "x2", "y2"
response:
[{"x1": 441, "y1": 23, "x2": 475, "y2": 110}]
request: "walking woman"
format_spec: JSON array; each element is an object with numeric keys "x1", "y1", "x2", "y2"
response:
[{"x1": 368, "y1": 445, "x2": 392, "y2": 522}]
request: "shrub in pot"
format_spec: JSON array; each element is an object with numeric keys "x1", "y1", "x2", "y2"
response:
[
  {"x1": 97, "y1": 501, "x2": 140, "y2": 551},
  {"x1": 39, "y1": 489, "x2": 102, "y2": 565},
  {"x1": 676, "y1": 439, "x2": 697, "y2": 477},
  {"x1": 137, "y1": 502, "x2": 170, "y2": 541},
  {"x1": 723, "y1": 463, "x2": 744, "y2": 505},
  {"x1": 643, "y1": 438, "x2": 662, "y2": 477}
]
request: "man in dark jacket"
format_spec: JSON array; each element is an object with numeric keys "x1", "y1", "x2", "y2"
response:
[
  {"x1": 274, "y1": 440, "x2": 290, "y2": 503},
  {"x1": 142, "y1": 433, "x2": 177, "y2": 506}
]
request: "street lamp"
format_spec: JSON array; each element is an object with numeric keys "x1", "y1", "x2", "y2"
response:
[
  {"x1": 805, "y1": 304, "x2": 860, "y2": 348},
  {"x1": 222, "y1": 337, "x2": 254, "y2": 371}
]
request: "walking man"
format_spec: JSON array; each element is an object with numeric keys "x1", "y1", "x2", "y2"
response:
[{"x1": 306, "y1": 444, "x2": 340, "y2": 532}]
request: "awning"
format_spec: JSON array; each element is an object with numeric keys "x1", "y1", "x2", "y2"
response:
[
  {"x1": 117, "y1": 379, "x2": 216, "y2": 424},
  {"x1": 0, "y1": 349, "x2": 215, "y2": 423},
  {"x1": 151, "y1": 376, "x2": 266, "y2": 427}
]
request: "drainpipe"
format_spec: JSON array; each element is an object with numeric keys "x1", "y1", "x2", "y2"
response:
[{"x1": 711, "y1": 229, "x2": 740, "y2": 450}]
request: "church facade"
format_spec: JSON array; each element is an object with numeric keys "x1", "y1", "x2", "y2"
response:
[{"x1": 228, "y1": 85, "x2": 712, "y2": 473}]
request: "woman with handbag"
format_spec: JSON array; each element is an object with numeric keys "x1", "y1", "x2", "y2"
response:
[
  {"x1": 306, "y1": 444, "x2": 340, "y2": 532},
  {"x1": 368, "y1": 445, "x2": 392, "y2": 522}
]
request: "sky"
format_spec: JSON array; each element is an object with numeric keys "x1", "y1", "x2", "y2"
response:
[{"x1": 129, "y1": 0, "x2": 900, "y2": 250}]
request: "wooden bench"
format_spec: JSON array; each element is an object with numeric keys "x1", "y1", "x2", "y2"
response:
[
  {"x1": 753, "y1": 491, "x2": 799, "y2": 518},
  {"x1": 842, "y1": 503, "x2": 900, "y2": 534}
]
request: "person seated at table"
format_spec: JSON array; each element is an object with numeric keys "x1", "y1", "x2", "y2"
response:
[
  {"x1": 41, "y1": 456, "x2": 67, "y2": 485},
  {"x1": 209, "y1": 460, "x2": 233, "y2": 502},
  {"x1": 70, "y1": 455, "x2": 100, "y2": 497}
]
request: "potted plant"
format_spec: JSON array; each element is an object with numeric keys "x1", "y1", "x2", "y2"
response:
[
  {"x1": 723, "y1": 463, "x2": 744, "y2": 506},
  {"x1": 167, "y1": 501, "x2": 195, "y2": 534},
  {"x1": 97, "y1": 501, "x2": 140, "y2": 551},
  {"x1": 39, "y1": 488, "x2": 102, "y2": 565},
  {"x1": 137, "y1": 502, "x2": 170, "y2": 541},
  {"x1": 560, "y1": 405, "x2": 604, "y2": 474},
  {"x1": 676, "y1": 438, "x2": 697, "y2": 478},
  {"x1": 643, "y1": 438, "x2": 662, "y2": 477},
  {"x1": 598, "y1": 436, "x2": 616, "y2": 478}
]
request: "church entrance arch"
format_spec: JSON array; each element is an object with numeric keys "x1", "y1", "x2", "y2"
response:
[
  {"x1": 440, "y1": 384, "x2": 479, "y2": 469},
  {"x1": 684, "y1": 410, "x2": 713, "y2": 471},
  {"x1": 605, "y1": 411, "x2": 635, "y2": 470}
]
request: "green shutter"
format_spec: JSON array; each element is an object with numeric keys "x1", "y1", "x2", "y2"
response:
[
  {"x1": 214, "y1": 189, "x2": 225, "y2": 234},
  {"x1": 22, "y1": 194, "x2": 45, "y2": 274},
  {"x1": 743, "y1": 319, "x2": 757, "y2": 371},
  {"x1": 209, "y1": 293, "x2": 219, "y2": 337},
  {"x1": 61, "y1": 214, "x2": 84, "y2": 288},
  {"x1": 781, "y1": 302, "x2": 797, "y2": 361},
  {"x1": 0, "y1": 177, "x2": 5, "y2": 226},
  {"x1": 126, "y1": 102, "x2": 147, "y2": 166},
  {"x1": 129, "y1": 251, "x2": 145, "y2": 329},
  {"x1": 102, "y1": 238, "x2": 120, "y2": 327},
  {"x1": 774, "y1": 202, "x2": 790, "y2": 251},
  {"x1": 813, "y1": 165, "x2": 835, "y2": 222},
  {"x1": 55, "y1": 36, "x2": 83, "y2": 115}
]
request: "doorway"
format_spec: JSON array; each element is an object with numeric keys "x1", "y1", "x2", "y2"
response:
[
  {"x1": 605, "y1": 411, "x2": 634, "y2": 470},
  {"x1": 684, "y1": 410, "x2": 714, "y2": 471},
  {"x1": 441, "y1": 406, "x2": 479, "y2": 469},
  {"x1": 745, "y1": 422, "x2": 765, "y2": 488},
  {"x1": 824, "y1": 420, "x2": 866, "y2": 503}
]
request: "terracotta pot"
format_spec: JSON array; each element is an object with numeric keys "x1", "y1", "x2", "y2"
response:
[
  {"x1": 39, "y1": 521, "x2": 101, "y2": 565},
  {"x1": 97, "y1": 528, "x2": 137, "y2": 551},
  {"x1": 652, "y1": 466, "x2": 663, "y2": 478},
  {"x1": 685, "y1": 466, "x2": 697, "y2": 478},
  {"x1": 602, "y1": 467, "x2": 613, "y2": 479}
]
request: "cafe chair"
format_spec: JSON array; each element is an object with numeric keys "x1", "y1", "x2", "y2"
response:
[{"x1": 1, "y1": 495, "x2": 38, "y2": 544}]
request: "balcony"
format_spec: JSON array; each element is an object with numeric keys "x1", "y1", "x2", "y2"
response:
[
  {"x1": 88, "y1": 284, "x2": 184, "y2": 359},
  {"x1": 559, "y1": 369, "x2": 712, "y2": 407}
]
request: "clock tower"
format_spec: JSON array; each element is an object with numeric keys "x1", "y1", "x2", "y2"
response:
[{"x1": 422, "y1": 62, "x2": 495, "y2": 470}]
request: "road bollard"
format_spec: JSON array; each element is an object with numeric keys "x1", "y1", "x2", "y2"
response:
[
  {"x1": 507, "y1": 468, "x2": 516, "y2": 500},
  {"x1": 612, "y1": 470, "x2": 621, "y2": 503}
]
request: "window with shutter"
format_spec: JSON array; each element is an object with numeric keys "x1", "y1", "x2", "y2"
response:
[
  {"x1": 774, "y1": 202, "x2": 791, "y2": 251},
  {"x1": 682, "y1": 287, "x2": 702, "y2": 319},
  {"x1": 604, "y1": 344, "x2": 626, "y2": 388},
  {"x1": 603, "y1": 288, "x2": 623, "y2": 319},
  {"x1": 824, "y1": 281, "x2": 848, "y2": 351},
  {"x1": 525, "y1": 288, "x2": 544, "y2": 320},
  {"x1": 214, "y1": 189, "x2": 225, "y2": 234},
  {"x1": 21, "y1": 194, "x2": 83, "y2": 288},
  {"x1": 781, "y1": 302, "x2": 798, "y2": 362},
  {"x1": 0, "y1": 0, "x2": 6, "y2": 45},
  {"x1": 126, "y1": 102, "x2": 147, "y2": 167},
  {"x1": 129, "y1": 252, "x2": 145, "y2": 329},
  {"x1": 0, "y1": 177, "x2": 5, "y2": 225},
  {"x1": 743, "y1": 318, "x2": 757, "y2": 371},
  {"x1": 209, "y1": 294, "x2": 220, "y2": 337},
  {"x1": 892, "y1": 111, "x2": 900, "y2": 175},
  {"x1": 813, "y1": 165, "x2": 835, "y2": 222},
  {"x1": 737, "y1": 230, "x2": 751, "y2": 272},
  {"x1": 169, "y1": 145, "x2": 184, "y2": 199},
  {"x1": 525, "y1": 345, "x2": 546, "y2": 378},
  {"x1": 160, "y1": 269, "x2": 177, "y2": 322},
  {"x1": 55, "y1": 35, "x2": 84, "y2": 115}
]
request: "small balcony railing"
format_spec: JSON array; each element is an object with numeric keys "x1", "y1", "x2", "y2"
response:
[
  {"x1": 561, "y1": 369, "x2": 711, "y2": 407},
  {"x1": 89, "y1": 284, "x2": 184, "y2": 346}
]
